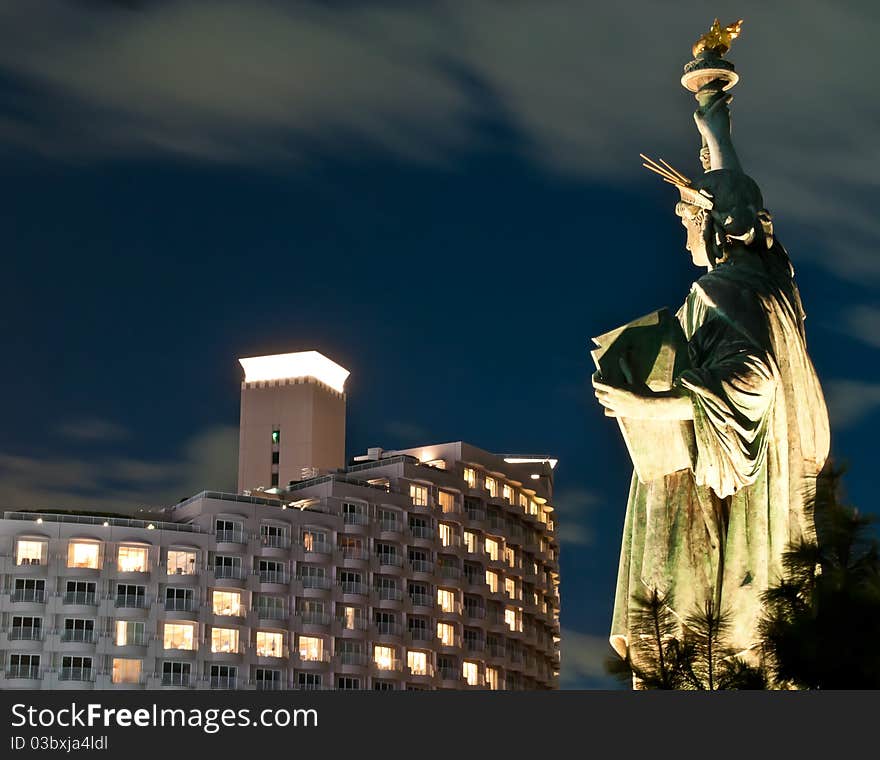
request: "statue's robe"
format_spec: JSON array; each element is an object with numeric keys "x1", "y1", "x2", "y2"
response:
[{"x1": 610, "y1": 242, "x2": 830, "y2": 657}]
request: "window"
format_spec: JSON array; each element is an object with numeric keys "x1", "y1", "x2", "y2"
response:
[
  {"x1": 485, "y1": 476, "x2": 498, "y2": 498},
  {"x1": 162, "y1": 661, "x2": 191, "y2": 686},
  {"x1": 504, "y1": 546, "x2": 516, "y2": 568},
  {"x1": 302, "y1": 529, "x2": 328, "y2": 552},
  {"x1": 339, "y1": 535, "x2": 364, "y2": 558},
  {"x1": 378, "y1": 508, "x2": 399, "y2": 531},
  {"x1": 271, "y1": 451, "x2": 280, "y2": 464},
  {"x1": 298, "y1": 564, "x2": 327, "y2": 588},
  {"x1": 485, "y1": 537, "x2": 501, "y2": 561},
  {"x1": 260, "y1": 524, "x2": 288, "y2": 547},
  {"x1": 374, "y1": 610, "x2": 398, "y2": 634},
  {"x1": 298, "y1": 672, "x2": 322, "y2": 690},
  {"x1": 463, "y1": 660, "x2": 480, "y2": 686},
  {"x1": 212, "y1": 590, "x2": 242, "y2": 617},
  {"x1": 342, "y1": 502, "x2": 367, "y2": 525},
  {"x1": 374, "y1": 680, "x2": 395, "y2": 690},
  {"x1": 10, "y1": 616, "x2": 41, "y2": 640},
  {"x1": 255, "y1": 668, "x2": 282, "y2": 690},
  {"x1": 61, "y1": 656, "x2": 92, "y2": 681},
  {"x1": 255, "y1": 595, "x2": 287, "y2": 619},
  {"x1": 258, "y1": 558, "x2": 286, "y2": 583},
  {"x1": 115, "y1": 620, "x2": 145, "y2": 646},
  {"x1": 117, "y1": 545, "x2": 149, "y2": 572},
  {"x1": 437, "y1": 588, "x2": 457, "y2": 613},
  {"x1": 299, "y1": 636, "x2": 323, "y2": 661},
  {"x1": 167, "y1": 549, "x2": 197, "y2": 575},
  {"x1": 486, "y1": 570, "x2": 500, "y2": 593},
  {"x1": 505, "y1": 607, "x2": 520, "y2": 632},
  {"x1": 464, "y1": 531, "x2": 477, "y2": 553},
  {"x1": 216, "y1": 519, "x2": 244, "y2": 541},
  {"x1": 503, "y1": 484, "x2": 513, "y2": 503},
  {"x1": 438, "y1": 491, "x2": 455, "y2": 513},
  {"x1": 116, "y1": 584, "x2": 146, "y2": 607},
  {"x1": 163, "y1": 622, "x2": 195, "y2": 650},
  {"x1": 13, "y1": 578, "x2": 45, "y2": 602},
  {"x1": 64, "y1": 580, "x2": 95, "y2": 604},
  {"x1": 62, "y1": 618, "x2": 94, "y2": 642},
  {"x1": 340, "y1": 605, "x2": 363, "y2": 630},
  {"x1": 256, "y1": 631, "x2": 284, "y2": 657},
  {"x1": 272, "y1": 429, "x2": 280, "y2": 444},
  {"x1": 165, "y1": 587, "x2": 194, "y2": 611},
  {"x1": 439, "y1": 523, "x2": 454, "y2": 547},
  {"x1": 210, "y1": 664, "x2": 237, "y2": 688},
  {"x1": 486, "y1": 667, "x2": 500, "y2": 690},
  {"x1": 9, "y1": 654, "x2": 40, "y2": 679},
  {"x1": 463, "y1": 467, "x2": 476, "y2": 488},
  {"x1": 270, "y1": 472, "x2": 279, "y2": 487},
  {"x1": 409, "y1": 484, "x2": 428, "y2": 506},
  {"x1": 505, "y1": 578, "x2": 517, "y2": 599},
  {"x1": 337, "y1": 676, "x2": 360, "y2": 690},
  {"x1": 407, "y1": 650, "x2": 428, "y2": 676},
  {"x1": 112, "y1": 658, "x2": 141, "y2": 684},
  {"x1": 67, "y1": 541, "x2": 100, "y2": 569},
  {"x1": 15, "y1": 539, "x2": 45, "y2": 566},
  {"x1": 437, "y1": 622, "x2": 456, "y2": 646},
  {"x1": 213, "y1": 555, "x2": 242, "y2": 579},
  {"x1": 373, "y1": 645, "x2": 395, "y2": 670},
  {"x1": 211, "y1": 627, "x2": 239, "y2": 653}
]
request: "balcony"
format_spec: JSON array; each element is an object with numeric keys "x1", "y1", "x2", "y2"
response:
[
  {"x1": 115, "y1": 594, "x2": 149, "y2": 609},
  {"x1": 259, "y1": 569, "x2": 290, "y2": 585},
  {"x1": 165, "y1": 597, "x2": 197, "y2": 612},
  {"x1": 160, "y1": 672, "x2": 193, "y2": 687},
  {"x1": 59, "y1": 667, "x2": 94, "y2": 682},
  {"x1": 209, "y1": 676, "x2": 239, "y2": 689},
  {"x1": 342, "y1": 512, "x2": 370, "y2": 526},
  {"x1": 439, "y1": 565, "x2": 461, "y2": 581},
  {"x1": 407, "y1": 628, "x2": 434, "y2": 643},
  {"x1": 9, "y1": 627, "x2": 43, "y2": 641},
  {"x1": 116, "y1": 631, "x2": 149, "y2": 647},
  {"x1": 409, "y1": 592, "x2": 432, "y2": 608},
  {"x1": 299, "y1": 575, "x2": 332, "y2": 590},
  {"x1": 408, "y1": 526, "x2": 434, "y2": 540},
  {"x1": 339, "y1": 581, "x2": 369, "y2": 596},
  {"x1": 374, "y1": 621, "x2": 403, "y2": 637},
  {"x1": 60, "y1": 629, "x2": 96, "y2": 643},
  {"x1": 464, "y1": 606, "x2": 486, "y2": 620},
  {"x1": 438, "y1": 666, "x2": 461, "y2": 681},
  {"x1": 302, "y1": 541, "x2": 333, "y2": 556},
  {"x1": 378, "y1": 519, "x2": 402, "y2": 533},
  {"x1": 465, "y1": 508, "x2": 487, "y2": 524},
  {"x1": 338, "y1": 547, "x2": 370, "y2": 562},
  {"x1": 6, "y1": 665, "x2": 41, "y2": 680},
  {"x1": 487, "y1": 643, "x2": 507, "y2": 659},
  {"x1": 464, "y1": 639, "x2": 486, "y2": 653},
  {"x1": 409, "y1": 560, "x2": 434, "y2": 574},
  {"x1": 11, "y1": 589, "x2": 45, "y2": 603},
  {"x1": 375, "y1": 553, "x2": 403, "y2": 568},
  {"x1": 216, "y1": 529, "x2": 247, "y2": 545},
  {"x1": 214, "y1": 565, "x2": 247, "y2": 581},
  {"x1": 259, "y1": 534, "x2": 291, "y2": 549},
  {"x1": 296, "y1": 611, "x2": 331, "y2": 626},
  {"x1": 254, "y1": 605, "x2": 289, "y2": 621},
  {"x1": 63, "y1": 592, "x2": 97, "y2": 606},
  {"x1": 375, "y1": 586, "x2": 403, "y2": 602},
  {"x1": 337, "y1": 651, "x2": 369, "y2": 666},
  {"x1": 255, "y1": 678, "x2": 284, "y2": 691},
  {"x1": 336, "y1": 616, "x2": 369, "y2": 632}
]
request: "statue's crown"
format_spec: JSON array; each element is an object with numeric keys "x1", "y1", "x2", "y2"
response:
[{"x1": 640, "y1": 154, "x2": 714, "y2": 210}]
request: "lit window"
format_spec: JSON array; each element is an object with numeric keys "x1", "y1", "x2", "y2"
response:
[
  {"x1": 341, "y1": 606, "x2": 359, "y2": 630},
  {"x1": 439, "y1": 524, "x2": 454, "y2": 547},
  {"x1": 438, "y1": 491, "x2": 455, "y2": 513},
  {"x1": 111, "y1": 658, "x2": 141, "y2": 684},
  {"x1": 485, "y1": 538, "x2": 500, "y2": 562},
  {"x1": 167, "y1": 549, "x2": 197, "y2": 575},
  {"x1": 163, "y1": 623, "x2": 195, "y2": 650},
  {"x1": 299, "y1": 636, "x2": 323, "y2": 661},
  {"x1": 437, "y1": 588, "x2": 457, "y2": 613},
  {"x1": 519, "y1": 493, "x2": 528, "y2": 510},
  {"x1": 409, "y1": 484, "x2": 428, "y2": 507},
  {"x1": 463, "y1": 467, "x2": 476, "y2": 488},
  {"x1": 117, "y1": 545, "x2": 149, "y2": 573},
  {"x1": 67, "y1": 541, "x2": 100, "y2": 569},
  {"x1": 486, "y1": 571, "x2": 500, "y2": 593},
  {"x1": 211, "y1": 627, "x2": 239, "y2": 653},
  {"x1": 256, "y1": 631, "x2": 283, "y2": 657},
  {"x1": 530, "y1": 500, "x2": 539, "y2": 516},
  {"x1": 485, "y1": 477, "x2": 498, "y2": 498},
  {"x1": 437, "y1": 622, "x2": 455, "y2": 646},
  {"x1": 464, "y1": 531, "x2": 477, "y2": 553},
  {"x1": 486, "y1": 667, "x2": 500, "y2": 690},
  {"x1": 407, "y1": 650, "x2": 428, "y2": 676},
  {"x1": 505, "y1": 608, "x2": 520, "y2": 632},
  {"x1": 463, "y1": 660, "x2": 479, "y2": 686},
  {"x1": 505, "y1": 578, "x2": 517, "y2": 599},
  {"x1": 502, "y1": 484, "x2": 513, "y2": 503},
  {"x1": 504, "y1": 547, "x2": 516, "y2": 568},
  {"x1": 15, "y1": 540, "x2": 45, "y2": 566},
  {"x1": 212, "y1": 590, "x2": 242, "y2": 617},
  {"x1": 374, "y1": 645, "x2": 395, "y2": 670},
  {"x1": 272, "y1": 430, "x2": 280, "y2": 444},
  {"x1": 115, "y1": 620, "x2": 144, "y2": 646}
]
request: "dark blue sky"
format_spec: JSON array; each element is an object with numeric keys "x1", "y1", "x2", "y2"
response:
[{"x1": 1, "y1": 1, "x2": 878, "y2": 687}]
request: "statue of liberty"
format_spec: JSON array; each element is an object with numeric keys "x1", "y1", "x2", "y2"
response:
[{"x1": 592, "y1": 20, "x2": 831, "y2": 665}]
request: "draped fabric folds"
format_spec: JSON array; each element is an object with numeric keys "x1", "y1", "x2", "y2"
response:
[{"x1": 610, "y1": 243, "x2": 830, "y2": 658}]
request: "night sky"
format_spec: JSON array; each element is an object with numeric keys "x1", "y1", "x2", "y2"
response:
[{"x1": 1, "y1": 1, "x2": 878, "y2": 688}]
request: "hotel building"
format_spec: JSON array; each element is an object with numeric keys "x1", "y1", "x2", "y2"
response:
[{"x1": 0, "y1": 353, "x2": 561, "y2": 690}]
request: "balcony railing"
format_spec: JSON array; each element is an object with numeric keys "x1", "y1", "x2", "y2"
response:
[
  {"x1": 299, "y1": 575, "x2": 331, "y2": 590},
  {"x1": 9, "y1": 627, "x2": 43, "y2": 641},
  {"x1": 487, "y1": 644, "x2": 507, "y2": 658},
  {"x1": 336, "y1": 616, "x2": 369, "y2": 631},
  {"x1": 378, "y1": 519, "x2": 402, "y2": 533},
  {"x1": 407, "y1": 628, "x2": 433, "y2": 642},
  {"x1": 465, "y1": 508, "x2": 487, "y2": 522},
  {"x1": 165, "y1": 597, "x2": 197, "y2": 612},
  {"x1": 374, "y1": 621, "x2": 403, "y2": 636},
  {"x1": 214, "y1": 565, "x2": 246, "y2": 580},
  {"x1": 216, "y1": 529, "x2": 247, "y2": 544},
  {"x1": 375, "y1": 587, "x2": 403, "y2": 602},
  {"x1": 115, "y1": 594, "x2": 149, "y2": 609},
  {"x1": 302, "y1": 541, "x2": 333, "y2": 555},
  {"x1": 464, "y1": 606, "x2": 487, "y2": 619},
  {"x1": 209, "y1": 676, "x2": 238, "y2": 689},
  {"x1": 60, "y1": 667, "x2": 94, "y2": 682},
  {"x1": 259, "y1": 534, "x2": 291, "y2": 549},
  {"x1": 438, "y1": 667, "x2": 461, "y2": 681},
  {"x1": 258, "y1": 569, "x2": 290, "y2": 584},
  {"x1": 409, "y1": 526, "x2": 434, "y2": 540},
  {"x1": 11, "y1": 589, "x2": 45, "y2": 603},
  {"x1": 161, "y1": 672, "x2": 192, "y2": 687},
  {"x1": 409, "y1": 592, "x2": 432, "y2": 607},
  {"x1": 342, "y1": 512, "x2": 370, "y2": 526},
  {"x1": 375, "y1": 553, "x2": 403, "y2": 567},
  {"x1": 409, "y1": 560, "x2": 433, "y2": 574},
  {"x1": 254, "y1": 605, "x2": 289, "y2": 620},
  {"x1": 116, "y1": 631, "x2": 149, "y2": 647},
  {"x1": 296, "y1": 611, "x2": 331, "y2": 626},
  {"x1": 61, "y1": 629, "x2": 95, "y2": 643},
  {"x1": 339, "y1": 581, "x2": 369, "y2": 596},
  {"x1": 339, "y1": 547, "x2": 370, "y2": 561},
  {"x1": 439, "y1": 565, "x2": 462, "y2": 580},
  {"x1": 338, "y1": 651, "x2": 369, "y2": 666},
  {"x1": 63, "y1": 592, "x2": 97, "y2": 606},
  {"x1": 255, "y1": 678, "x2": 283, "y2": 691},
  {"x1": 6, "y1": 665, "x2": 41, "y2": 679},
  {"x1": 464, "y1": 639, "x2": 486, "y2": 653}
]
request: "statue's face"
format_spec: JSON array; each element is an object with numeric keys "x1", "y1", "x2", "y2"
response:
[{"x1": 681, "y1": 213, "x2": 711, "y2": 269}]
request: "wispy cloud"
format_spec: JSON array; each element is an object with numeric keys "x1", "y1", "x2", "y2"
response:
[
  {"x1": 0, "y1": 424, "x2": 238, "y2": 513},
  {"x1": 55, "y1": 417, "x2": 129, "y2": 443},
  {"x1": 554, "y1": 487, "x2": 600, "y2": 547},
  {"x1": 841, "y1": 305, "x2": 880, "y2": 349},
  {"x1": 384, "y1": 420, "x2": 430, "y2": 444},
  {"x1": 560, "y1": 628, "x2": 623, "y2": 689},
  {"x1": 0, "y1": 2, "x2": 876, "y2": 282},
  {"x1": 824, "y1": 380, "x2": 880, "y2": 429}
]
